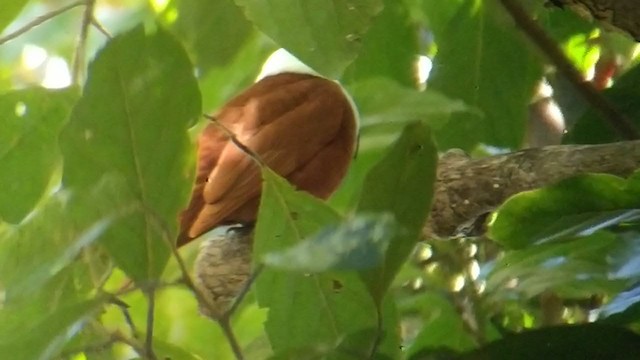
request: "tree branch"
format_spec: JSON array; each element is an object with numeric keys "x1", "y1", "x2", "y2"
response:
[
  {"x1": 547, "y1": 0, "x2": 640, "y2": 41},
  {"x1": 426, "y1": 141, "x2": 640, "y2": 238},
  {"x1": 499, "y1": 0, "x2": 639, "y2": 140}
]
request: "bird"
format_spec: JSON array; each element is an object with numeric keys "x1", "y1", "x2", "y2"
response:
[{"x1": 177, "y1": 49, "x2": 359, "y2": 247}]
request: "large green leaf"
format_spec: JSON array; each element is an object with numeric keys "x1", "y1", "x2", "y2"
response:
[
  {"x1": 357, "y1": 122, "x2": 438, "y2": 303},
  {"x1": 60, "y1": 25, "x2": 201, "y2": 282},
  {"x1": 233, "y1": 0, "x2": 383, "y2": 78},
  {"x1": 489, "y1": 173, "x2": 640, "y2": 249},
  {"x1": 343, "y1": 0, "x2": 417, "y2": 86},
  {"x1": 169, "y1": 0, "x2": 253, "y2": 74},
  {"x1": 254, "y1": 168, "x2": 378, "y2": 355},
  {"x1": 429, "y1": 0, "x2": 543, "y2": 150},
  {"x1": 0, "y1": 87, "x2": 78, "y2": 223},
  {"x1": 419, "y1": 0, "x2": 465, "y2": 41}
]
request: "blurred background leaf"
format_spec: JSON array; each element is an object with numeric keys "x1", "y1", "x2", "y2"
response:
[{"x1": 0, "y1": 86, "x2": 78, "y2": 223}]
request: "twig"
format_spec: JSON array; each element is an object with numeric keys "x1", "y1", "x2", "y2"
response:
[
  {"x1": 91, "y1": 16, "x2": 113, "y2": 39},
  {"x1": 203, "y1": 114, "x2": 266, "y2": 167},
  {"x1": 498, "y1": 0, "x2": 639, "y2": 140},
  {"x1": 224, "y1": 264, "x2": 264, "y2": 318},
  {"x1": 72, "y1": 0, "x2": 96, "y2": 84},
  {"x1": 144, "y1": 205, "x2": 247, "y2": 360},
  {"x1": 0, "y1": 0, "x2": 86, "y2": 45},
  {"x1": 217, "y1": 316, "x2": 245, "y2": 360},
  {"x1": 171, "y1": 236, "x2": 246, "y2": 360},
  {"x1": 108, "y1": 295, "x2": 139, "y2": 337}
]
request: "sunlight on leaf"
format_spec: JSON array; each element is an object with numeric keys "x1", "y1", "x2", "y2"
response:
[
  {"x1": 0, "y1": 0, "x2": 29, "y2": 34},
  {"x1": 489, "y1": 173, "x2": 640, "y2": 248},
  {"x1": 486, "y1": 232, "x2": 623, "y2": 300},
  {"x1": 263, "y1": 213, "x2": 395, "y2": 272}
]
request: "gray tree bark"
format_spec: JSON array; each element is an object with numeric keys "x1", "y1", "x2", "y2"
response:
[{"x1": 194, "y1": 140, "x2": 640, "y2": 314}]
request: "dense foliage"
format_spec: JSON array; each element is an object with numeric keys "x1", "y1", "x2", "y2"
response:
[{"x1": 1, "y1": 0, "x2": 640, "y2": 359}]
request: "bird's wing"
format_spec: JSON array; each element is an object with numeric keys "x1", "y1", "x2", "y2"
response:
[
  {"x1": 188, "y1": 75, "x2": 350, "y2": 238},
  {"x1": 177, "y1": 124, "x2": 228, "y2": 246}
]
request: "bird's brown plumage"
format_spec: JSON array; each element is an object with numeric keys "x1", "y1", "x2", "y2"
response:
[{"x1": 177, "y1": 72, "x2": 357, "y2": 246}]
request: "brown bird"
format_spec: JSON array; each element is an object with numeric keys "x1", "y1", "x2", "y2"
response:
[{"x1": 177, "y1": 49, "x2": 359, "y2": 247}]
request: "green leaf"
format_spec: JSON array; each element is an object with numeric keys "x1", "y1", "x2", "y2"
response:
[
  {"x1": 0, "y1": 297, "x2": 106, "y2": 360},
  {"x1": 564, "y1": 63, "x2": 640, "y2": 144},
  {"x1": 429, "y1": 0, "x2": 543, "y2": 150},
  {"x1": 489, "y1": 173, "x2": 640, "y2": 249},
  {"x1": 254, "y1": 168, "x2": 378, "y2": 354},
  {"x1": 419, "y1": 0, "x2": 464, "y2": 41},
  {"x1": 0, "y1": 176, "x2": 132, "y2": 299},
  {"x1": 0, "y1": 87, "x2": 78, "y2": 223},
  {"x1": 357, "y1": 122, "x2": 438, "y2": 302},
  {"x1": 343, "y1": 0, "x2": 417, "y2": 86},
  {"x1": 263, "y1": 213, "x2": 395, "y2": 272},
  {"x1": 169, "y1": 0, "x2": 253, "y2": 73},
  {"x1": 0, "y1": 0, "x2": 29, "y2": 34},
  {"x1": 349, "y1": 77, "x2": 471, "y2": 131},
  {"x1": 486, "y1": 232, "x2": 624, "y2": 300},
  {"x1": 233, "y1": 0, "x2": 383, "y2": 78},
  {"x1": 458, "y1": 324, "x2": 640, "y2": 360},
  {"x1": 60, "y1": 25, "x2": 201, "y2": 282}
]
